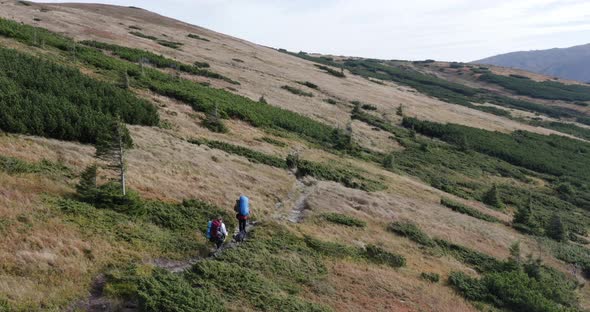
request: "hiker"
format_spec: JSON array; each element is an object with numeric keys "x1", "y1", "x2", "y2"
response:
[
  {"x1": 206, "y1": 216, "x2": 228, "y2": 249},
  {"x1": 234, "y1": 195, "x2": 250, "y2": 233}
]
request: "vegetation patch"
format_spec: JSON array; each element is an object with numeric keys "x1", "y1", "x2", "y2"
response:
[
  {"x1": 321, "y1": 213, "x2": 366, "y2": 228},
  {"x1": 256, "y1": 136, "x2": 288, "y2": 147},
  {"x1": 80, "y1": 41, "x2": 238, "y2": 84},
  {"x1": 314, "y1": 64, "x2": 345, "y2": 78},
  {"x1": 295, "y1": 159, "x2": 386, "y2": 192},
  {"x1": 420, "y1": 272, "x2": 440, "y2": 283},
  {"x1": 388, "y1": 221, "x2": 436, "y2": 247},
  {"x1": 481, "y1": 73, "x2": 590, "y2": 101},
  {"x1": 187, "y1": 33, "x2": 210, "y2": 42},
  {"x1": 297, "y1": 81, "x2": 319, "y2": 89},
  {"x1": 440, "y1": 197, "x2": 501, "y2": 223},
  {"x1": 189, "y1": 138, "x2": 287, "y2": 168},
  {"x1": 0, "y1": 46, "x2": 158, "y2": 144},
  {"x1": 281, "y1": 85, "x2": 314, "y2": 97},
  {"x1": 0, "y1": 155, "x2": 71, "y2": 177}
]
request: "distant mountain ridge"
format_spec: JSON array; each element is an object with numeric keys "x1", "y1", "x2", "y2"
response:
[{"x1": 475, "y1": 43, "x2": 590, "y2": 83}]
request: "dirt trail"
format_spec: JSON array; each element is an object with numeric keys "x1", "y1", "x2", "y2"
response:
[
  {"x1": 68, "y1": 222, "x2": 258, "y2": 311},
  {"x1": 274, "y1": 169, "x2": 318, "y2": 223}
]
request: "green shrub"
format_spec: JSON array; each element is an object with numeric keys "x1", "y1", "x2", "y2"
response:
[
  {"x1": 156, "y1": 39, "x2": 183, "y2": 50},
  {"x1": 187, "y1": 33, "x2": 210, "y2": 42},
  {"x1": 81, "y1": 40, "x2": 234, "y2": 83},
  {"x1": 435, "y1": 239, "x2": 506, "y2": 273},
  {"x1": 323, "y1": 98, "x2": 337, "y2": 105},
  {"x1": 449, "y1": 268, "x2": 580, "y2": 312},
  {"x1": 297, "y1": 81, "x2": 318, "y2": 89},
  {"x1": 129, "y1": 31, "x2": 158, "y2": 40},
  {"x1": 388, "y1": 221, "x2": 435, "y2": 247},
  {"x1": 257, "y1": 136, "x2": 288, "y2": 147},
  {"x1": 363, "y1": 244, "x2": 406, "y2": 268},
  {"x1": 296, "y1": 160, "x2": 386, "y2": 192},
  {"x1": 322, "y1": 213, "x2": 366, "y2": 228},
  {"x1": 0, "y1": 46, "x2": 158, "y2": 144},
  {"x1": 314, "y1": 64, "x2": 345, "y2": 78},
  {"x1": 0, "y1": 156, "x2": 70, "y2": 176},
  {"x1": 202, "y1": 112, "x2": 228, "y2": 133},
  {"x1": 189, "y1": 138, "x2": 287, "y2": 168},
  {"x1": 480, "y1": 73, "x2": 590, "y2": 101},
  {"x1": 304, "y1": 235, "x2": 362, "y2": 259},
  {"x1": 420, "y1": 272, "x2": 440, "y2": 283},
  {"x1": 440, "y1": 197, "x2": 500, "y2": 223},
  {"x1": 281, "y1": 85, "x2": 314, "y2": 97}
]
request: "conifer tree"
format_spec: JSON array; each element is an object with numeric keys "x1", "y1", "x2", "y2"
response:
[
  {"x1": 96, "y1": 117, "x2": 132, "y2": 196},
  {"x1": 546, "y1": 214, "x2": 566, "y2": 241},
  {"x1": 514, "y1": 194, "x2": 532, "y2": 225},
  {"x1": 483, "y1": 184, "x2": 503, "y2": 209},
  {"x1": 76, "y1": 164, "x2": 97, "y2": 202},
  {"x1": 396, "y1": 104, "x2": 404, "y2": 117}
]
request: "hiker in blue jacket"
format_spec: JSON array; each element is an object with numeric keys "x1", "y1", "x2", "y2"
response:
[{"x1": 234, "y1": 195, "x2": 250, "y2": 233}]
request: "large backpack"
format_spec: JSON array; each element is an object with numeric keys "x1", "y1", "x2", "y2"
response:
[
  {"x1": 239, "y1": 196, "x2": 250, "y2": 216},
  {"x1": 206, "y1": 220, "x2": 212, "y2": 239},
  {"x1": 210, "y1": 220, "x2": 221, "y2": 239}
]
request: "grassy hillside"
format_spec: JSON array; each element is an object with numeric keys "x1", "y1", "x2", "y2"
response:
[{"x1": 0, "y1": 2, "x2": 589, "y2": 312}]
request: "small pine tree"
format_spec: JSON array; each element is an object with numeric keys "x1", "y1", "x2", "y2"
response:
[
  {"x1": 514, "y1": 194, "x2": 532, "y2": 225},
  {"x1": 546, "y1": 214, "x2": 566, "y2": 241},
  {"x1": 96, "y1": 117, "x2": 132, "y2": 196},
  {"x1": 382, "y1": 153, "x2": 395, "y2": 169},
  {"x1": 396, "y1": 104, "x2": 404, "y2": 117},
  {"x1": 76, "y1": 164, "x2": 98, "y2": 202},
  {"x1": 483, "y1": 185, "x2": 503, "y2": 209},
  {"x1": 258, "y1": 95, "x2": 268, "y2": 104},
  {"x1": 202, "y1": 104, "x2": 228, "y2": 133},
  {"x1": 286, "y1": 152, "x2": 300, "y2": 169},
  {"x1": 509, "y1": 241, "x2": 521, "y2": 264},
  {"x1": 122, "y1": 70, "x2": 130, "y2": 89}
]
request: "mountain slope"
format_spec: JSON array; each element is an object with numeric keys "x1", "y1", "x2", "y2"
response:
[
  {"x1": 0, "y1": 1, "x2": 589, "y2": 311},
  {"x1": 476, "y1": 43, "x2": 590, "y2": 83}
]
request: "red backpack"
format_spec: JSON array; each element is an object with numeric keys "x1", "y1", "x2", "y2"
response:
[{"x1": 210, "y1": 220, "x2": 221, "y2": 238}]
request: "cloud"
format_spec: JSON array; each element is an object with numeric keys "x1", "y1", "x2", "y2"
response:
[{"x1": 41, "y1": 0, "x2": 590, "y2": 61}]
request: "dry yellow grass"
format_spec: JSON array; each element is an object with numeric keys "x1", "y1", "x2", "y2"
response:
[{"x1": 0, "y1": 1, "x2": 587, "y2": 310}]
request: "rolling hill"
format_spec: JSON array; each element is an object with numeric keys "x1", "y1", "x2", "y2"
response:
[
  {"x1": 476, "y1": 43, "x2": 590, "y2": 83},
  {"x1": 0, "y1": 1, "x2": 589, "y2": 311}
]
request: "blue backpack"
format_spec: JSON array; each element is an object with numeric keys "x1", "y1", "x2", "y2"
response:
[
  {"x1": 239, "y1": 196, "x2": 250, "y2": 216},
  {"x1": 206, "y1": 220, "x2": 212, "y2": 239}
]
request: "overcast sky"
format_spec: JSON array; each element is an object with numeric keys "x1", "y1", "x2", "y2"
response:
[{"x1": 42, "y1": 0, "x2": 590, "y2": 61}]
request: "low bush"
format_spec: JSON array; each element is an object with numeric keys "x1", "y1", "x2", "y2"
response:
[
  {"x1": 129, "y1": 31, "x2": 157, "y2": 40},
  {"x1": 256, "y1": 136, "x2": 288, "y2": 147},
  {"x1": 296, "y1": 160, "x2": 386, "y2": 192},
  {"x1": 281, "y1": 85, "x2": 314, "y2": 97},
  {"x1": 361, "y1": 104, "x2": 377, "y2": 111},
  {"x1": 364, "y1": 244, "x2": 406, "y2": 268},
  {"x1": 440, "y1": 197, "x2": 500, "y2": 223},
  {"x1": 189, "y1": 138, "x2": 287, "y2": 168},
  {"x1": 187, "y1": 33, "x2": 210, "y2": 42},
  {"x1": 388, "y1": 221, "x2": 436, "y2": 247},
  {"x1": 0, "y1": 155, "x2": 70, "y2": 176},
  {"x1": 323, "y1": 98, "x2": 337, "y2": 105},
  {"x1": 314, "y1": 64, "x2": 345, "y2": 78},
  {"x1": 420, "y1": 272, "x2": 440, "y2": 283},
  {"x1": 297, "y1": 81, "x2": 319, "y2": 89},
  {"x1": 321, "y1": 213, "x2": 366, "y2": 228}
]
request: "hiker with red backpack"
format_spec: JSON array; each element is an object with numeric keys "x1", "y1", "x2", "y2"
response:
[
  {"x1": 206, "y1": 216, "x2": 228, "y2": 249},
  {"x1": 234, "y1": 195, "x2": 250, "y2": 233}
]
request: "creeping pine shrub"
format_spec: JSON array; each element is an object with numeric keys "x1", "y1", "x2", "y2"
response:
[
  {"x1": 388, "y1": 221, "x2": 436, "y2": 247},
  {"x1": 189, "y1": 138, "x2": 287, "y2": 168},
  {"x1": 297, "y1": 81, "x2": 319, "y2": 89},
  {"x1": 483, "y1": 185, "x2": 504, "y2": 210},
  {"x1": 420, "y1": 272, "x2": 440, "y2": 283},
  {"x1": 364, "y1": 244, "x2": 406, "y2": 268},
  {"x1": 281, "y1": 85, "x2": 314, "y2": 97},
  {"x1": 440, "y1": 197, "x2": 500, "y2": 223},
  {"x1": 322, "y1": 213, "x2": 366, "y2": 228}
]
